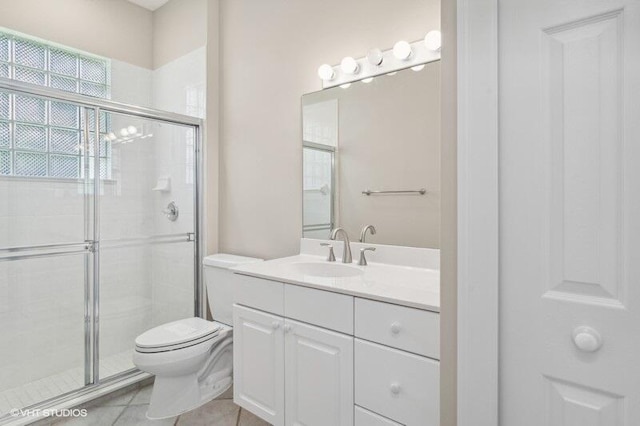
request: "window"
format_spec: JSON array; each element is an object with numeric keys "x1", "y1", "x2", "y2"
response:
[{"x1": 0, "y1": 30, "x2": 111, "y2": 179}]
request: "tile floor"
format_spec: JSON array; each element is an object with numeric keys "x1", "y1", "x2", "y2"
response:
[
  {"x1": 0, "y1": 350, "x2": 135, "y2": 417},
  {"x1": 35, "y1": 383, "x2": 270, "y2": 426}
]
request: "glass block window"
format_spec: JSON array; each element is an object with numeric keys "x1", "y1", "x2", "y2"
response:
[{"x1": 0, "y1": 30, "x2": 111, "y2": 179}]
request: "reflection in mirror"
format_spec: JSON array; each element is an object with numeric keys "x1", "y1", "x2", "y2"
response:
[{"x1": 302, "y1": 61, "x2": 440, "y2": 248}]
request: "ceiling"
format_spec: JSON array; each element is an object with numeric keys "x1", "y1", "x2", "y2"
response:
[{"x1": 126, "y1": 0, "x2": 170, "y2": 11}]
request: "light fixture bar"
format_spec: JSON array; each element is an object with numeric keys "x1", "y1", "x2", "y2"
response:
[{"x1": 319, "y1": 36, "x2": 441, "y2": 89}]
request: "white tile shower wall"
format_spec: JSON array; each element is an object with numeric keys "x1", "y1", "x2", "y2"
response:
[
  {"x1": 151, "y1": 47, "x2": 206, "y2": 118},
  {"x1": 110, "y1": 60, "x2": 153, "y2": 108},
  {"x1": 150, "y1": 48, "x2": 205, "y2": 325}
]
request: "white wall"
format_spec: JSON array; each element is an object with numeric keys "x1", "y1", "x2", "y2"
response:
[
  {"x1": 0, "y1": 0, "x2": 153, "y2": 69},
  {"x1": 218, "y1": 0, "x2": 441, "y2": 259},
  {"x1": 153, "y1": 0, "x2": 207, "y2": 69},
  {"x1": 440, "y1": 0, "x2": 457, "y2": 423}
]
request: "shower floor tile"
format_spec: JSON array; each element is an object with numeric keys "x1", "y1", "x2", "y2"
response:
[{"x1": 0, "y1": 349, "x2": 135, "y2": 418}]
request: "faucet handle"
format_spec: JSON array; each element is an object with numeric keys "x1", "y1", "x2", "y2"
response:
[
  {"x1": 320, "y1": 243, "x2": 336, "y2": 262},
  {"x1": 358, "y1": 247, "x2": 376, "y2": 266}
]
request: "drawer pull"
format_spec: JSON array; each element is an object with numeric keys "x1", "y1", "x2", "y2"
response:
[
  {"x1": 390, "y1": 322, "x2": 402, "y2": 335},
  {"x1": 284, "y1": 324, "x2": 293, "y2": 333},
  {"x1": 389, "y1": 382, "x2": 401, "y2": 395},
  {"x1": 271, "y1": 321, "x2": 280, "y2": 330}
]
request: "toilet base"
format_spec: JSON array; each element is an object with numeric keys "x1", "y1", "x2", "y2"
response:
[{"x1": 143, "y1": 336, "x2": 234, "y2": 419}]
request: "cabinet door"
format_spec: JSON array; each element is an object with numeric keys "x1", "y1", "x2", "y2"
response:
[
  {"x1": 284, "y1": 319, "x2": 354, "y2": 426},
  {"x1": 233, "y1": 304, "x2": 285, "y2": 426}
]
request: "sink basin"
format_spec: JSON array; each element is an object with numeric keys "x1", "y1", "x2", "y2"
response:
[{"x1": 289, "y1": 262, "x2": 363, "y2": 278}]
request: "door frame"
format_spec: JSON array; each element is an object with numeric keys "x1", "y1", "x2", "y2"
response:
[{"x1": 455, "y1": 0, "x2": 500, "y2": 425}]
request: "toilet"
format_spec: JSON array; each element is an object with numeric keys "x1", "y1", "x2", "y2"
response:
[{"x1": 132, "y1": 253, "x2": 262, "y2": 420}]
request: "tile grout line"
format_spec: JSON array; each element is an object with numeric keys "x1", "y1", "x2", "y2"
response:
[
  {"x1": 108, "y1": 404, "x2": 128, "y2": 426},
  {"x1": 235, "y1": 408, "x2": 241, "y2": 426}
]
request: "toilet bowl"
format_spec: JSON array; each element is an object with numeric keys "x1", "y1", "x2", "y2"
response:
[{"x1": 133, "y1": 254, "x2": 262, "y2": 420}]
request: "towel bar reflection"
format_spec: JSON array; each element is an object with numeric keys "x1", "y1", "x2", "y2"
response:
[{"x1": 362, "y1": 188, "x2": 427, "y2": 196}]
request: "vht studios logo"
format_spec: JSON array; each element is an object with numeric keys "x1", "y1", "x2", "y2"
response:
[{"x1": 9, "y1": 408, "x2": 88, "y2": 418}]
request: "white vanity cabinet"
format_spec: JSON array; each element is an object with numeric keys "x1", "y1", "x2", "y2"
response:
[
  {"x1": 233, "y1": 305, "x2": 285, "y2": 426},
  {"x1": 233, "y1": 274, "x2": 440, "y2": 426},
  {"x1": 285, "y1": 319, "x2": 354, "y2": 426},
  {"x1": 233, "y1": 276, "x2": 354, "y2": 426}
]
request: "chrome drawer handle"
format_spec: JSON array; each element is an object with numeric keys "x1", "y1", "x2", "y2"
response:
[{"x1": 390, "y1": 322, "x2": 401, "y2": 335}]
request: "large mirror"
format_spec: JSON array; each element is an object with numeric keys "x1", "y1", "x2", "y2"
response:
[{"x1": 302, "y1": 60, "x2": 441, "y2": 248}]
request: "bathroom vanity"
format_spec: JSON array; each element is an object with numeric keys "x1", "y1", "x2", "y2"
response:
[
  {"x1": 230, "y1": 52, "x2": 443, "y2": 426},
  {"x1": 230, "y1": 240, "x2": 440, "y2": 426}
]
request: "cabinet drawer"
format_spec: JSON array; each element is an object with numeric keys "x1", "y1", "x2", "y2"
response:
[
  {"x1": 234, "y1": 274, "x2": 284, "y2": 315},
  {"x1": 355, "y1": 406, "x2": 402, "y2": 426},
  {"x1": 284, "y1": 284, "x2": 353, "y2": 334},
  {"x1": 355, "y1": 339, "x2": 439, "y2": 426},
  {"x1": 355, "y1": 298, "x2": 439, "y2": 358}
]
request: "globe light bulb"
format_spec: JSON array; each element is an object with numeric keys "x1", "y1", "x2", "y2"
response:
[
  {"x1": 127, "y1": 125, "x2": 137, "y2": 135},
  {"x1": 317, "y1": 64, "x2": 335, "y2": 81},
  {"x1": 340, "y1": 57, "x2": 359, "y2": 75},
  {"x1": 424, "y1": 30, "x2": 442, "y2": 51},
  {"x1": 362, "y1": 77, "x2": 374, "y2": 83},
  {"x1": 367, "y1": 49, "x2": 383, "y2": 66},
  {"x1": 393, "y1": 41, "x2": 412, "y2": 60}
]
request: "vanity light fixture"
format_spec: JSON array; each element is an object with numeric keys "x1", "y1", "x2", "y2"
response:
[
  {"x1": 317, "y1": 64, "x2": 335, "y2": 81},
  {"x1": 340, "y1": 56, "x2": 359, "y2": 75},
  {"x1": 367, "y1": 48, "x2": 384, "y2": 66},
  {"x1": 424, "y1": 30, "x2": 442, "y2": 51},
  {"x1": 317, "y1": 30, "x2": 441, "y2": 88},
  {"x1": 127, "y1": 125, "x2": 138, "y2": 135},
  {"x1": 119, "y1": 128, "x2": 129, "y2": 137},
  {"x1": 393, "y1": 40, "x2": 412, "y2": 60}
]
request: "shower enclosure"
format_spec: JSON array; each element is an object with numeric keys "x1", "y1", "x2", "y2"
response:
[{"x1": 0, "y1": 78, "x2": 204, "y2": 422}]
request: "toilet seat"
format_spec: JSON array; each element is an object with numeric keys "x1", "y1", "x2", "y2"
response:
[{"x1": 135, "y1": 318, "x2": 222, "y2": 354}]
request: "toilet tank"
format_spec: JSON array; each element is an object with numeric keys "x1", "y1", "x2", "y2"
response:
[{"x1": 203, "y1": 254, "x2": 263, "y2": 326}]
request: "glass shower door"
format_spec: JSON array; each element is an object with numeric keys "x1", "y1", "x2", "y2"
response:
[
  {"x1": 0, "y1": 91, "x2": 95, "y2": 415},
  {"x1": 97, "y1": 111, "x2": 197, "y2": 379}
]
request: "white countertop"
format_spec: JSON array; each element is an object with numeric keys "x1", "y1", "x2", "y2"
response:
[{"x1": 231, "y1": 254, "x2": 440, "y2": 312}]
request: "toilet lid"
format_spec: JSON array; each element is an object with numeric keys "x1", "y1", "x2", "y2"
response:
[{"x1": 135, "y1": 317, "x2": 220, "y2": 350}]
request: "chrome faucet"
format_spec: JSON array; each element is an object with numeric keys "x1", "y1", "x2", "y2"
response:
[
  {"x1": 330, "y1": 228, "x2": 352, "y2": 264},
  {"x1": 360, "y1": 224, "x2": 377, "y2": 243},
  {"x1": 358, "y1": 247, "x2": 376, "y2": 266}
]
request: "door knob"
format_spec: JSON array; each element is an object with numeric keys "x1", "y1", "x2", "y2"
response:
[
  {"x1": 271, "y1": 321, "x2": 280, "y2": 330},
  {"x1": 572, "y1": 326, "x2": 602, "y2": 352},
  {"x1": 283, "y1": 324, "x2": 293, "y2": 333}
]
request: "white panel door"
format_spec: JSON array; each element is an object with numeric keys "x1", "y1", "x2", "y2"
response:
[
  {"x1": 499, "y1": 0, "x2": 640, "y2": 425},
  {"x1": 233, "y1": 304, "x2": 285, "y2": 426},
  {"x1": 284, "y1": 319, "x2": 354, "y2": 426}
]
